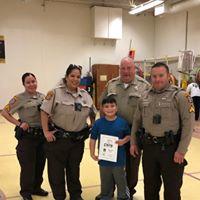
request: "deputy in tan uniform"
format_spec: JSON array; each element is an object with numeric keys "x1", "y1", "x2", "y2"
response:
[
  {"x1": 1, "y1": 73, "x2": 48, "y2": 200},
  {"x1": 98, "y1": 57, "x2": 150, "y2": 199},
  {"x1": 130, "y1": 62, "x2": 194, "y2": 200},
  {"x1": 41, "y1": 64, "x2": 96, "y2": 200}
]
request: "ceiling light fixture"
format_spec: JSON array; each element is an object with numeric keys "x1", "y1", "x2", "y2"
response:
[
  {"x1": 129, "y1": 0, "x2": 164, "y2": 15},
  {"x1": 154, "y1": 3, "x2": 165, "y2": 16}
]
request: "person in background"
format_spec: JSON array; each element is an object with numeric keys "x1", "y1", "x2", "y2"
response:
[
  {"x1": 169, "y1": 73, "x2": 178, "y2": 86},
  {"x1": 186, "y1": 69, "x2": 200, "y2": 121},
  {"x1": 40, "y1": 64, "x2": 96, "y2": 200},
  {"x1": 90, "y1": 96, "x2": 130, "y2": 200},
  {"x1": 1, "y1": 73, "x2": 48, "y2": 200}
]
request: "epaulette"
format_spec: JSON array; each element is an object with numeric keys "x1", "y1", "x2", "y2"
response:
[
  {"x1": 79, "y1": 88, "x2": 87, "y2": 93},
  {"x1": 106, "y1": 76, "x2": 120, "y2": 87},
  {"x1": 135, "y1": 75, "x2": 150, "y2": 85},
  {"x1": 170, "y1": 85, "x2": 183, "y2": 92},
  {"x1": 56, "y1": 84, "x2": 66, "y2": 88}
]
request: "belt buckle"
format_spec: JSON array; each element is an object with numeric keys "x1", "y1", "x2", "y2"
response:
[
  {"x1": 63, "y1": 132, "x2": 69, "y2": 138},
  {"x1": 153, "y1": 136, "x2": 158, "y2": 144},
  {"x1": 77, "y1": 135, "x2": 84, "y2": 140}
]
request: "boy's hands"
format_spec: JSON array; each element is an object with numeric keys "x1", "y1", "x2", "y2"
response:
[
  {"x1": 90, "y1": 154, "x2": 99, "y2": 161},
  {"x1": 116, "y1": 136, "x2": 130, "y2": 146}
]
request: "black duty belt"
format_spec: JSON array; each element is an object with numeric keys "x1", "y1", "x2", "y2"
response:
[
  {"x1": 53, "y1": 124, "x2": 90, "y2": 141},
  {"x1": 144, "y1": 134, "x2": 166, "y2": 144},
  {"x1": 143, "y1": 131, "x2": 180, "y2": 151},
  {"x1": 28, "y1": 127, "x2": 43, "y2": 136},
  {"x1": 14, "y1": 126, "x2": 44, "y2": 140}
]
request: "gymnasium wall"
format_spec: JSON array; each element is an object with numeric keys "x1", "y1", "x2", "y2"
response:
[
  {"x1": 154, "y1": 6, "x2": 200, "y2": 58},
  {"x1": 0, "y1": 0, "x2": 155, "y2": 108}
]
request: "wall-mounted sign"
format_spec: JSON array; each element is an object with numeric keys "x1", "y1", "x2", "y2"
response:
[{"x1": 0, "y1": 36, "x2": 5, "y2": 63}]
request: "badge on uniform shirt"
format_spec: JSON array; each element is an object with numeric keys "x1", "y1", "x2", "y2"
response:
[
  {"x1": 45, "y1": 91, "x2": 54, "y2": 100},
  {"x1": 32, "y1": 95, "x2": 37, "y2": 99}
]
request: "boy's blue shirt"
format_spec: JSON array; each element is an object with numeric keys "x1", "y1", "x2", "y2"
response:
[{"x1": 90, "y1": 116, "x2": 130, "y2": 167}]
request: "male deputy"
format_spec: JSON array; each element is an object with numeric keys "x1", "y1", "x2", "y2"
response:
[
  {"x1": 130, "y1": 62, "x2": 194, "y2": 200},
  {"x1": 98, "y1": 57, "x2": 150, "y2": 199}
]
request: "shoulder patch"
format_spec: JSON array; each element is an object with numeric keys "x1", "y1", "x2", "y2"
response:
[
  {"x1": 4, "y1": 96, "x2": 18, "y2": 112},
  {"x1": 182, "y1": 92, "x2": 195, "y2": 113},
  {"x1": 184, "y1": 92, "x2": 193, "y2": 103},
  {"x1": 45, "y1": 91, "x2": 54, "y2": 100},
  {"x1": 4, "y1": 104, "x2": 11, "y2": 112},
  {"x1": 189, "y1": 105, "x2": 195, "y2": 113},
  {"x1": 9, "y1": 96, "x2": 18, "y2": 105}
]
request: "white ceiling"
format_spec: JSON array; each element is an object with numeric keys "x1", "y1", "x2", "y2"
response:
[{"x1": 43, "y1": 0, "x2": 187, "y2": 9}]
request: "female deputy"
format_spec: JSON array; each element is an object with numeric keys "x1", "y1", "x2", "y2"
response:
[
  {"x1": 41, "y1": 64, "x2": 96, "y2": 200},
  {"x1": 1, "y1": 73, "x2": 48, "y2": 200}
]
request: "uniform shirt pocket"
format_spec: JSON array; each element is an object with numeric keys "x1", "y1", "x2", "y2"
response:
[
  {"x1": 79, "y1": 104, "x2": 91, "y2": 118},
  {"x1": 54, "y1": 101, "x2": 74, "y2": 115},
  {"x1": 128, "y1": 93, "x2": 141, "y2": 107},
  {"x1": 142, "y1": 101, "x2": 151, "y2": 117},
  {"x1": 23, "y1": 101, "x2": 39, "y2": 117},
  {"x1": 158, "y1": 101, "x2": 171, "y2": 119}
]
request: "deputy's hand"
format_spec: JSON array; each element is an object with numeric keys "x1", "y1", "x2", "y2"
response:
[
  {"x1": 130, "y1": 144, "x2": 139, "y2": 157},
  {"x1": 174, "y1": 151, "x2": 185, "y2": 164},
  {"x1": 91, "y1": 154, "x2": 98, "y2": 161},
  {"x1": 44, "y1": 130, "x2": 56, "y2": 142},
  {"x1": 20, "y1": 122, "x2": 29, "y2": 131}
]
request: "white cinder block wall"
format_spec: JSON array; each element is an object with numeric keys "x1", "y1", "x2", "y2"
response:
[{"x1": 0, "y1": 0, "x2": 154, "y2": 108}]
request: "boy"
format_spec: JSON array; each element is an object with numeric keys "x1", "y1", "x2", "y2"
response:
[{"x1": 90, "y1": 96, "x2": 130, "y2": 200}]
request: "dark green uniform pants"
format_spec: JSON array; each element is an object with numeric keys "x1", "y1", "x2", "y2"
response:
[
  {"x1": 125, "y1": 142, "x2": 141, "y2": 196},
  {"x1": 142, "y1": 143, "x2": 187, "y2": 200},
  {"x1": 16, "y1": 138, "x2": 46, "y2": 198},
  {"x1": 45, "y1": 138, "x2": 84, "y2": 200}
]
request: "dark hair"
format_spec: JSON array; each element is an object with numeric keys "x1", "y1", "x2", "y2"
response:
[
  {"x1": 22, "y1": 73, "x2": 36, "y2": 85},
  {"x1": 63, "y1": 64, "x2": 82, "y2": 84},
  {"x1": 151, "y1": 62, "x2": 169, "y2": 73},
  {"x1": 102, "y1": 96, "x2": 117, "y2": 106}
]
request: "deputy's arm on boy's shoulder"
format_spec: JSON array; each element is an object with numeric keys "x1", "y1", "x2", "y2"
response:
[{"x1": 89, "y1": 138, "x2": 99, "y2": 161}]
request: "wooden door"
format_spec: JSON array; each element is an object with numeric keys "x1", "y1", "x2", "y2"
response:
[{"x1": 92, "y1": 64, "x2": 119, "y2": 109}]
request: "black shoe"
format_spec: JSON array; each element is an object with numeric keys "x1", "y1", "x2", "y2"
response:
[
  {"x1": 129, "y1": 189, "x2": 136, "y2": 200},
  {"x1": 32, "y1": 188, "x2": 48, "y2": 196},
  {"x1": 95, "y1": 194, "x2": 114, "y2": 200},
  {"x1": 22, "y1": 195, "x2": 33, "y2": 200},
  {"x1": 95, "y1": 194, "x2": 101, "y2": 200},
  {"x1": 70, "y1": 196, "x2": 84, "y2": 200}
]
